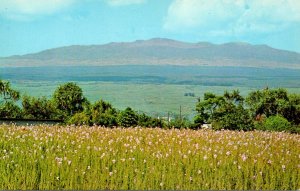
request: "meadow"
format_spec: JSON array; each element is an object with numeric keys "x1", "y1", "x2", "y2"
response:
[
  {"x1": 0, "y1": 124, "x2": 299, "y2": 190},
  {"x1": 2, "y1": 65, "x2": 300, "y2": 117}
]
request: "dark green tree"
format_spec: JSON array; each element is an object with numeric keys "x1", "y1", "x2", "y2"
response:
[
  {"x1": 117, "y1": 107, "x2": 138, "y2": 127},
  {"x1": 194, "y1": 90, "x2": 253, "y2": 130},
  {"x1": 53, "y1": 82, "x2": 88, "y2": 118},
  {"x1": 0, "y1": 101, "x2": 22, "y2": 118},
  {"x1": 138, "y1": 113, "x2": 164, "y2": 128},
  {"x1": 246, "y1": 88, "x2": 289, "y2": 118},
  {"x1": 22, "y1": 95, "x2": 57, "y2": 119},
  {"x1": 194, "y1": 92, "x2": 224, "y2": 126},
  {"x1": 0, "y1": 80, "x2": 22, "y2": 118},
  {"x1": 0, "y1": 80, "x2": 20, "y2": 103},
  {"x1": 246, "y1": 88, "x2": 300, "y2": 125},
  {"x1": 91, "y1": 100, "x2": 118, "y2": 127}
]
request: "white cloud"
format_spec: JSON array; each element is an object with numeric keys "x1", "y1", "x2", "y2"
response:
[
  {"x1": 164, "y1": 0, "x2": 300, "y2": 35},
  {"x1": 0, "y1": 0, "x2": 75, "y2": 20},
  {"x1": 106, "y1": 0, "x2": 146, "y2": 6}
]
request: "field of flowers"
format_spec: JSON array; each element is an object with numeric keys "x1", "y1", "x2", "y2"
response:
[{"x1": 0, "y1": 124, "x2": 299, "y2": 190}]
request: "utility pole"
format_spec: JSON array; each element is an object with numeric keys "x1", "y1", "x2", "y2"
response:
[
  {"x1": 180, "y1": 105, "x2": 182, "y2": 128},
  {"x1": 167, "y1": 112, "x2": 170, "y2": 127}
]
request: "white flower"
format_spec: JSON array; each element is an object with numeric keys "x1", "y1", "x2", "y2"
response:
[{"x1": 241, "y1": 154, "x2": 247, "y2": 162}]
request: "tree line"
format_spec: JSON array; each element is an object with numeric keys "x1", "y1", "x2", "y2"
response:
[
  {"x1": 0, "y1": 81, "x2": 163, "y2": 127},
  {"x1": 1, "y1": 80, "x2": 299, "y2": 133}
]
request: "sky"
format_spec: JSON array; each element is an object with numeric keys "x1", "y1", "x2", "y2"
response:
[{"x1": 0, "y1": 0, "x2": 300, "y2": 57}]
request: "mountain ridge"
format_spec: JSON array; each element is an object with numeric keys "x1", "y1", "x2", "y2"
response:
[{"x1": 1, "y1": 38, "x2": 300, "y2": 68}]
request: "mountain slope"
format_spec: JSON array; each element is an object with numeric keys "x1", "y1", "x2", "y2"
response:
[{"x1": 1, "y1": 38, "x2": 300, "y2": 68}]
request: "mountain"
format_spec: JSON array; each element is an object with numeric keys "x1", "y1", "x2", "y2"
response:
[{"x1": 1, "y1": 38, "x2": 300, "y2": 68}]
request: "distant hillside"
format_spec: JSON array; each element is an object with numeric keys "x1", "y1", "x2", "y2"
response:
[{"x1": 1, "y1": 38, "x2": 300, "y2": 68}]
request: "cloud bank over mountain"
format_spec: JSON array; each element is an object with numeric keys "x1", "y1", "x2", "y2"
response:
[{"x1": 164, "y1": 0, "x2": 300, "y2": 35}]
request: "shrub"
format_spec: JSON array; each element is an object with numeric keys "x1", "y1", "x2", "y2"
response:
[
  {"x1": 0, "y1": 101, "x2": 22, "y2": 118},
  {"x1": 91, "y1": 100, "x2": 118, "y2": 127},
  {"x1": 117, "y1": 107, "x2": 138, "y2": 127},
  {"x1": 138, "y1": 113, "x2": 164, "y2": 128},
  {"x1": 22, "y1": 95, "x2": 57, "y2": 119},
  {"x1": 258, "y1": 115, "x2": 292, "y2": 132},
  {"x1": 67, "y1": 112, "x2": 91, "y2": 126}
]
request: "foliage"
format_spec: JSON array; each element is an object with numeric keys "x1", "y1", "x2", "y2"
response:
[
  {"x1": 67, "y1": 112, "x2": 91, "y2": 126},
  {"x1": 138, "y1": 113, "x2": 164, "y2": 128},
  {"x1": 91, "y1": 99, "x2": 118, "y2": 127},
  {"x1": 246, "y1": 88, "x2": 300, "y2": 125},
  {"x1": 195, "y1": 90, "x2": 253, "y2": 131},
  {"x1": 117, "y1": 107, "x2": 138, "y2": 127},
  {"x1": 0, "y1": 101, "x2": 22, "y2": 118},
  {"x1": 1, "y1": 79, "x2": 299, "y2": 133},
  {"x1": 22, "y1": 95, "x2": 57, "y2": 119},
  {"x1": 53, "y1": 82, "x2": 88, "y2": 117},
  {"x1": 256, "y1": 115, "x2": 292, "y2": 132},
  {"x1": 0, "y1": 125, "x2": 299, "y2": 190},
  {"x1": 212, "y1": 105, "x2": 254, "y2": 131},
  {"x1": 168, "y1": 115, "x2": 192, "y2": 129},
  {"x1": 0, "y1": 80, "x2": 22, "y2": 118},
  {"x1": 0, "y1": 80, "x2": 20, "y2": 103}
]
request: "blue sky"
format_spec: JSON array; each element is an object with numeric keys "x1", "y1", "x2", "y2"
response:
[{"x1": 0, "y1": 0, "x2": 300, "y2": 57}]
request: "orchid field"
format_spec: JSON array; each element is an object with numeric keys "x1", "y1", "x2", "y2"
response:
[{"x1": 0, "y1": 124, "x2": 299, "y2": 190}]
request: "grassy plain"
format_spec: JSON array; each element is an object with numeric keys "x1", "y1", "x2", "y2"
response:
[
  {"x1": 0, "y1": 125, "x2": 299, "y2": 190},
  {"x1": 10, "y1": 81, "x2": 300, "y2": 118},
  {"x1": 2, "y1": 65, "x2": 300, "y2": 117}
]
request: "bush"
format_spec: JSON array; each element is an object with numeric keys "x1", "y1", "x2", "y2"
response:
[
  {"x1": 0, "y1": 101, "x2": 22, "y2": 118},
  {"x1": 92, "y1": 111, "x2": 117, "y2": 127},
  {"x1": 117, "y1": 107, "x2": 138, "y2": 127},
  {"x1": 91, "y1": 100, "x2": 118, "y2": 127},
  {"x1": 212, "y1": 106, "x2": 254, "y2": 131},
  {"x1": 138, "y1": 113, "x2": 164, "y2": 128},
  {"x1": 257, "y1": 115, "x2": 292, "y2": 132},
  {"x1": 22, "y1": 95, "x2": 57, "y2": 119},
  {"x1": 67, "y1": 112, "x2": 91, "y2": 126}
]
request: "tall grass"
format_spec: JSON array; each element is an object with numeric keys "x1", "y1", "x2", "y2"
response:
[{"x1": 0, "y1": 124, "x2": 299, "y2": 190}]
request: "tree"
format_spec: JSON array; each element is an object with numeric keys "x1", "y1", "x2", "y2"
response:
[
  {"x1": 117, "y1": 107, "x2": 138, "y2": 127},
  {"x1": 53, "y1": 82, "x2": 88, "y2": 118},
  {"x1": 194, "y1": 92, "x2": 224, "y2": 125},
  {"x1": 0, "y1": 80, "x2": 20, "y2": 103},
  {"x1": 0, "y1": 80, "x2": 22, "y2": 118},
  {"x1": 0, "y1": 101, "x2": 22, "y2": 118},
  {"x1": 22, "y1": 95, "x2": 57, "y2": 119},
  {"x1": 138, "y1": 113, "x2": 164, "y2": 128},
  {"x1": 246, "y1": 88, "x2": 300, "y2": 125},
  {"x1": 91, "y1": 100, "x2": 118, "y2": 127},
  {"x1": 194, "y1": 90, "x2": 253, "y2": 131}
]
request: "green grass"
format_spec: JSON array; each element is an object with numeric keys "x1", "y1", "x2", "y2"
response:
[
  {"x1": 11, "y1": 81, "x2": 300, "y2": 117},
  {"x1": 0, "y1": 125, "x2": 299, "y2": 190}
]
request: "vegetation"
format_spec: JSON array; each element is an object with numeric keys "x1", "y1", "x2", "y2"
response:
[
  {"x1": 1, "y1": 79, "x2": 299, "y2": 132},
  {"x1": 53, "y1": 82, "x2": 88, "y2": 118},
  {"x1": 194, "y1": 89, "x2": 300, "y2": 133},
  {"x1": 0, "y1": 125, "x2": 299, "y2": 190},
  {"x1": 22, "y1": 95, "x2": 57, "y2": 120},
  {"x1": 0, "y1": 101, "x2": 22, "y2": 118}
]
